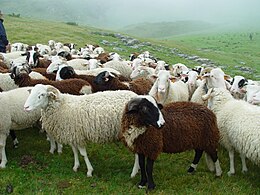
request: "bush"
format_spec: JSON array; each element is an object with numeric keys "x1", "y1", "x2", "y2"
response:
[
  {"x1": 65, "y1": 22, "x2": 78, "y2": 26},
  {"x1": 8, "y1": 13, "x2": 20, "y2": 18}
]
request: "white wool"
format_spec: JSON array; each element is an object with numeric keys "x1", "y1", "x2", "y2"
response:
[
  {"x1": 207, "y1": 88, "x2": 260, "y2": 166},
  {"x1": 41, "y1": 89, "x2": 138, "y2": 146},
  {"x1": 67, "y1": 59, "x2": 89, "y2": 70},
  {"x1": 0, "y1": 87, "x2": 41, "y2": 168},
  {"x1": 149, "y1": 70, "x2": 189, "y2": 105},
  {"x1": 0, "y1": 71, "x2": 47, "y2": 91},
  {"x1": 103, "y1": 60, "x2": 132, "y2": 79}
]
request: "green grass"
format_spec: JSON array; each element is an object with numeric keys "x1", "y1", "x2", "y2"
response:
[
  {"x1": 1, "y1": 16, "x2": 260, "y2": 194},
  {"x1": 2, "y1": 128, "x2": 260, "y2": 194},
  {"x1": 162, "y1": 32, "x2": 260, "y2": 79}
]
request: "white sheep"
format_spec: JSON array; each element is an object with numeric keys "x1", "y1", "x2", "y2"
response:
[
  {"x1": 102, "y1": 60, "x2": 133, "y2": 79},
  {"x1": 244, "y1": 84, "x2": 260, "y2": 104},
  {"x1": 202, "y1": 88, "x2": 260, "y2": 175},
  {"x1": 251, "y1": 91, "x2": 260, "y2": 105},
  {"x1": 190, "y1": 68, "x2": 229, "y2": 106},
  {"x1": 0, "y1": 87, "x2": 41, "y2": 168},
  {"x1": 24, "y1": 84, "x2": 139, "y2": 177},
  {"x1": 230, "y1": 75, "x2": 260, "y2": 99},
  {"x1": 130, "y1": 65, "x2": 155, "y2": 81},
  {"x1": 149, "y1": 70, "x2": 189, "y2": 105},
  {"x1": 0, "y1": 65, "x2": 47, "y2": 91},
  {"x1": 171, "y1": 63, "x2": 189, "y2": 77}
]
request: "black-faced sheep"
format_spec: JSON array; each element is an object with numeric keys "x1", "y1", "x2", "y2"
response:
[
  {"x1": 93, "y1": 71, "x2": 153, "y2": 95},
  {"x1": 120, "y1": 96, "x2": 222, "y2": 191}
]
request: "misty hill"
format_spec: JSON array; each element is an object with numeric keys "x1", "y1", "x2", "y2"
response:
[
  {"x1": 0, "y1": 0, "x2": 105, "y2": 28},
  {"x1": 120, "y1": 21, "x2": 215, "y2": 38}
]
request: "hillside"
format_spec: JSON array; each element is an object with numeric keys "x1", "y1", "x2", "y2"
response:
[{"x1": 120, "y1": 21, "x2": 215, "y2": 38}]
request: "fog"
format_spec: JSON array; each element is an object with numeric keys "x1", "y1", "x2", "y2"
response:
[
  {"x1": 83, "y1": 0, "x2": 260, "y2": 29},
  {"x1": 2, "y1": 0, "x2": 260, "y2": 30}
]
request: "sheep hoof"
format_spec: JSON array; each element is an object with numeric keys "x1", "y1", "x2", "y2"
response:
[
  {"x1": 73, "y1": 166, "x2": 79, "y2": 172},
  {"x1": 0, "y1": 162, "x2": 7, "y2": 169},
  {"x1": 138, "y1": 181, "x2": 147, "y2": 189},
  {"x1": 138, "y1": 185, "x2": 146, "y2": 189},
  {"x1": 87, "y1": 170, "x2": 93, "y2": 177},
  {"x1": 147, "y1": 184, "x2": 156, "y2": 191},
  {"x1": 242, "y1": 169, "x2": 248, "y2": 174},
  {"x1": 227, "y1": 171, "x2": 235, "y2": 177},
  {"x1": 187, "y1": 167, "x2": 196, "y2": 174}
]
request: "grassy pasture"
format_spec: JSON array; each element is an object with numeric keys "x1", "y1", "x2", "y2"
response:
[{"x1": 1, "y1": 16, "x2": 259, "y2": 194}]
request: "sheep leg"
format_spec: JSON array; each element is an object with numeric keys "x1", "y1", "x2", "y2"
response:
[
  {"x1": 240, "y1": 153, "x2": 248, "y2": 173},
  {"x1": 130, "y1": 153, "x2": 140, "y2": 178},
  {"x1": 47, "y1": 134, "x2": 56, "y2": 154},
  {"x1": 71, "y1": 145, "x2": 80, "y2": 172},
  {"x1": 207, "y1": 150, "x2": 222, "y2": 177},
  {"x1": 146, "y1": 157, "x2": 155, "y2": 191},
  {"x1": 57, "y1": 143, "x2": 63, "y2": 154},
  {"x1": 0, "y1": 134, "x2": 7, "y2": 168},
  {"x1": 138, "y1": 153, "x2": 147, "y2": 189},
  {"x1": 10, "y1": 130, "x2": 19, "y2": 148},
  {"x1": 205, "y1": 153, "x2": 215, "y2": 172},
  {"x1": 188, "y1": 149, "x2": 203, "y2": 173},
  {"x1": 77, "y1": 146, "x2": 93, "y2": 177},
  {"x1": 228, "y1": 150, "x2": 235, "y2": 176}
]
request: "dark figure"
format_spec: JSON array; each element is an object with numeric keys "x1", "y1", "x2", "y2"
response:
[
  {"x1": 0, "y1": 11, "x2": 9, "y2": 53},
  {"x1": 249, "y1": 33, "x2": 253, "y2": 41},
  {"x1": 0, "y1": 11, "x2": 18, "y2": 147}
]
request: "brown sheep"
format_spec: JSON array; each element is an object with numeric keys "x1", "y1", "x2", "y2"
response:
[
  {"x1": 95, "y1": 52, "x2": 111, "y2": 64},
  {"x1": 56, "y1": 66, "x2": 131, "y2": 92},
  {"x1": 10, "y1": 71, "x2": 92, "y2": 95},
  {"x1": 120, "y1": 96, "x2": 222, "y2": 191},
  {"x1": 93, "y1": 71, "x2": 153, "y2": 95},
  {"x1": 32, "y1": 67, "x2": 56, "y2": 80}
]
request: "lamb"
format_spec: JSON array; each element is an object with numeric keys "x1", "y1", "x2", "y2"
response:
[
  {"x1": 149, "y1": 70, "x2": 189, "y2": 105},
  {"x1": 93, "y1": 71, "x2": 153, "y2": 94},
  {"x1": 0, "y1": 87, "x2": 41, "y2": 168},
  {"x1": 120, "y1": 95, "x2": 222, "y2": 191},
  {"x1": 202, "y1": 88, "x2": 260, "y2": 175},
  {"x1": 24, "y1": 84, "x2": 138, "y2": 177}
]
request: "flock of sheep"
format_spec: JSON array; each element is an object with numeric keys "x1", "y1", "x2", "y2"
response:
[{"x1": 0, "y1": 40, "x2": 259, "y2": 191}]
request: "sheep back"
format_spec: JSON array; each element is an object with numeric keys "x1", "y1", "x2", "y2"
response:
[
  {"x1": 120, "y1": 101, "x2": 219, "y2": 160},
  {"x1": 214, "y1": 98, "x2": 260, "y2": 165},
  {"x1": 0, "y1": 87, "x2": 41, "y2": 135},
  {"x1": 42, "y1": 90, "x2": 137, "y2": 146}
]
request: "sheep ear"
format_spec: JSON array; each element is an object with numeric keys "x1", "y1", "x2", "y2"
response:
[
  {"x1": 169, "y1": 76, "x2": 177, "y2": 82},
  {"x1": 48, "y1": 91, "x2": 57, "y2": 100},
  {"x1": 157, "y1": 103, "x2": 163, "y2": 110},
  {"x1": 151, "y1": 74, "x2": 158, "y2": 80},
  {"x1": 224, "y1": 74, "x2": 231, "y2": 80},
  {"x1": 127, "y1": 98, "x2": 142, "y2": 113},
  {"x1": 47, "y1": 86, "x2": 58, "y2": 100},
  {"x1": 27, "y1": 89, "x2": 32, "y2": 94}
]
